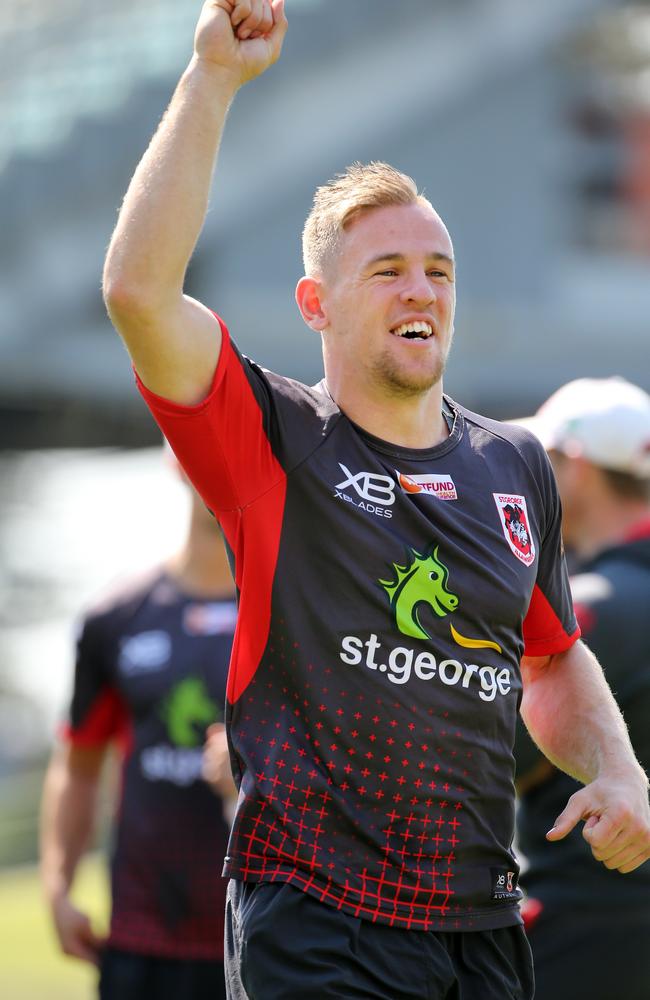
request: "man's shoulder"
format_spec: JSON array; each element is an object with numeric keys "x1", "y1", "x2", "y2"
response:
[
  {"x1": 80, "y1": 566, "x2": 164, "y2": 634},
  {"x1": 450, "y1": 398, "x2": 548, "y2": 463},
  {"x1": 239, "y1": 354, "x2": 342, "y2": 468},
  {"x1": 250, "y1": 358, "x2": 340, "y2": 422}
]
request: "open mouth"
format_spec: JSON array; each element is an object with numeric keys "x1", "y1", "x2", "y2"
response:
[{"x1": 391, "y1": 321, "x2": 433, "y2": 341}]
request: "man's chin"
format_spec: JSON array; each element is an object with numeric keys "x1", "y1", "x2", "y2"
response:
[{"x1": 373, "y1": 359, "x2": 446, "y2": 398}]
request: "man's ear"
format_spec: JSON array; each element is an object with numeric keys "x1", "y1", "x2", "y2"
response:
[{"x1": 295, "y1": 276, "x2": 328, "y2": 332}]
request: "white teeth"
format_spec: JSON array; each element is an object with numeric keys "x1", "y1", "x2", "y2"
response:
[{"x1": 393, "y1": 321, "x2": 433, "y2": 338}]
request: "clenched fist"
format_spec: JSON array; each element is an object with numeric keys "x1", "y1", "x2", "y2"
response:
[{"x1": 194, "y1": 0, "x2": 287, "y2": 88}]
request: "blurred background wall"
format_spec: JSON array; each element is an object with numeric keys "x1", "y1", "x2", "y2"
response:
[
  {"x1": 0, "y1": 0, "x2": 649, "y2": 988},
  {"x1": 2, "y1": 0, "x2": 650, "y2": 443}
]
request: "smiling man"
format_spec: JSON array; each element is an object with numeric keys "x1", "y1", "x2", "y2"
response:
[
  {"x1": 296, "y1": 171, "x2": 457, "y2": 431},
  {"x1": 102, "y1": 3, "x2": 650, "y2": 999}
]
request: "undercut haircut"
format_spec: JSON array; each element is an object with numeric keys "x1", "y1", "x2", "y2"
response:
[{"x1": 302, "y1": 161, "x2": 430, "y2": 277}]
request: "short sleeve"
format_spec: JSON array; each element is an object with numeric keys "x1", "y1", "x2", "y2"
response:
[
  {"x1": 61, "y1": 615, "x2": 129, "y2": 747},
  {"x1": 135, "y1": 319, "x2": 284, "y2": 514},
  {"x1": 522, "y1": 448, "x2": 580, "y2": 657}
]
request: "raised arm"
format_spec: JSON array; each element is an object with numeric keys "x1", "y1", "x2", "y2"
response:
[
  {"x1": 520, "y1": 639, "x2": 650, "y2": 873},
  {"x1": 103, "y1": 1, "x2": 287, "y2": 405},
  {"x1": 40, "y1": 742, "x2": 108, "y2": 965}
]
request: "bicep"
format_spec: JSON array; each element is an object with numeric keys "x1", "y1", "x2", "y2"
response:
[
  {"x1": 110, "y1": 293, "x2": 222, "y2": 406},
  {"x1": 520, "y1": 652, "x2": 552, "y2": 686},
  {"x1": 520, "y1": 641, "x2": 599, "y2": 728}
]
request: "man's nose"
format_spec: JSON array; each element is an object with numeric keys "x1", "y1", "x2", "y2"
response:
[{"x1": 399, "y1": 271, "x2": 435, "y2": 305}]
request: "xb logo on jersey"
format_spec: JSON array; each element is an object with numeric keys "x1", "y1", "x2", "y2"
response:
[{"x1": 334, "y1": 463, "x2": 394, "y2": 519}]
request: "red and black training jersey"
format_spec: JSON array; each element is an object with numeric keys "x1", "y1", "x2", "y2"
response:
[
  {"x1": 63, "y1": 569, "x2": 236, "y2": 959},
  {"x1": 137, "y1": 319, "x2": 579, "y2": 932}
]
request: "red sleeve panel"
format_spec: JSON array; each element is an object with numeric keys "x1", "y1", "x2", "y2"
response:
[
  {"x1": 522, "y1": 584, "x2": 580, "y2": 657},
  {"x1": 219, "y1": 479, "x2": 286, "y2": 704},
  {"x1": 521, "y1": 444, "x2": 580, "y2": 658},
  {"x1": 135, "y1": 319, "x2": 285, "y2": 512},
  {"x1": 65, "y1": 606, "x2": 131, "y2": 746},
  {"x1": 136, "y1": 320, "x2": 287, "y2": 704},
  {"x1": 62, "y1": 685, "x2": 130, "y2": 747}
]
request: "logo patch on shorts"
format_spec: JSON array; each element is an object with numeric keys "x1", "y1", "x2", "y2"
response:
[{"x1": 490, "y1": 867, "x2": 521, "y2": 901}]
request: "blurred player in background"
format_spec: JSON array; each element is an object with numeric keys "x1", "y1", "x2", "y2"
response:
[
  {"x1": 100, "y1": 2, "x2": 650, "y2": 997},
  {"x1": 515, "y1": 377, "x2": 650, "y2": 1000},
  {"x1": 40, "y1": 460, "x2": 237, "y2": 1000}
]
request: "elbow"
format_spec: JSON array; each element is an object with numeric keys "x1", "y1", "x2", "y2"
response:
[
  {"x1": 102, "y1": 268, "x2": 162, "y2": 333},
  {"x1": 103, "y1": 241, "x2": 127, "y2": 312},
  {"x1": 103, "y1": 253, "x2": 143, "y2": 319},
  {"x1": 102, "y1": 271, "x2": 130, "y2": 322},
  {"x1": 103, "y1": 239, "x2": 183, "y2": 330}
]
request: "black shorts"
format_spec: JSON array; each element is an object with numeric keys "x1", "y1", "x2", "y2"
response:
[
  {"x1": 99, "y1": 946, "x2": 226, "y2": 1000},
  {"x1": 524, "y1": 898, "x2": 650, "y2": 1000},
  {"x1": 225, "y1": 879, "x2": 534, "y2": 1000}
]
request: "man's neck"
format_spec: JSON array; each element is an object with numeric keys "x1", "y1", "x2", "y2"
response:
[{"x1": 327, "y1": 378, "x2": 449, "y2": 449}]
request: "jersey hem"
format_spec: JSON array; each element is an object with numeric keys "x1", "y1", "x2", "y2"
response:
[{"x1": 223, "y1": 864, "x2": 522, "y2": 933}]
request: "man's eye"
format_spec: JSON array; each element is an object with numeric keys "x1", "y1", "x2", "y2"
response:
[{"x1": 376, "y1": 269, "x2": 397, "y2": 277}]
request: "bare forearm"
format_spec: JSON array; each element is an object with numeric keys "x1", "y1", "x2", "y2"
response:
[
  {"x1": 40, "y1": 746, "x2": 108, "y2": 963},
  {"x1": 101, "y1": 2, "x2": 286, "y2": 403},
  {"x1": 40, "y1": 759, "x2": 100, "y2": 903},
  {"x1": 521, "y1": 642, "x2": 650, "y2": 871},
  {"x1": 520, "y1": 641, "x2": 645, "y2": 786},
  {"x1": 104, "y1": 59, "x2": 237, "y2": 309}
]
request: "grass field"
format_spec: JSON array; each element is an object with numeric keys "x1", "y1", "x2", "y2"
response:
[{"x1": 0, "y1": 855, "x2": 109, "y2": 1000}]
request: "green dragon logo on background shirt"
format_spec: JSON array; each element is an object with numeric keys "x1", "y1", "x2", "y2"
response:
[
  {"x1": 160, "y1": 678, "x2": 219, "y2": 747},
  {"x1": 379, "y1": 546, "x2": 459, "y2": 640}
]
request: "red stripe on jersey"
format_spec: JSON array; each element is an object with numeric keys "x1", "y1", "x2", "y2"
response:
[
  {"x1": 135, "y1": 319, "x2": 284, "y2": 509},
  {"x1": 215, "y1": 332, "x2": 286, "y2": 702},
  {"x1": 62, "y1": 686, "x2": 130, "y2": 746},
  {"x1": 523, "y1": 583, "x2": 580, "y2": 656},
  {"x1": 220, "y1": 485, "x2": 286, "y2": 706},
  {"x1": 136, "y1": 319, "x2": 286, "y2": 705}
]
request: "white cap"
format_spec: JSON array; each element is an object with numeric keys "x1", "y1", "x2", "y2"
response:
[{"x1": 517, "y1": 377, "x2": 650, "y2": 479}]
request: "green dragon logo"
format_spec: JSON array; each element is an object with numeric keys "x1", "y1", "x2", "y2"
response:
[
  {"x1": 379, "y1": 546, "x2": 459, "y2": 641},
  {"x1": 159, "y1": 678, "x2": 219, "y2": 748}
]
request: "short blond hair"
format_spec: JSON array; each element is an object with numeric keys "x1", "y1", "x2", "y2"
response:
[{"x1": 302, "y1": 161, "x2": 429, "y2": 276}]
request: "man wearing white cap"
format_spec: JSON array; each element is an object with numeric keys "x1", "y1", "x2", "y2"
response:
[{"x1": 515, "y1": 377, "x2": 650, "y2": 1000}]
